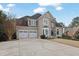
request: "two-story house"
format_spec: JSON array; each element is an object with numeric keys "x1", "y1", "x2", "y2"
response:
[{"x1": 16, "y1": 11, "x2": 64, "y2": 39}]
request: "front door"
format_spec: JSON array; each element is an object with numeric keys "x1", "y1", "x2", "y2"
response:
[{"x1": 43, "y1": 28, "x2": 49, "y2": 37}]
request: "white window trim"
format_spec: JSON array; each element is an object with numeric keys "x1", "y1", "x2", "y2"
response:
[
  {"x1": 42, "y1": 28, "x2": 49, "y2": 37},
  {"x1": 31, "y1": 19, "x2": 36, "y2": 26},
  {"x1": 43, "y1": 18, "x2": 49, "y2": 26}
]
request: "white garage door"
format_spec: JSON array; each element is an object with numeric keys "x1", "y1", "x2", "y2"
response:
[
  {"x1": 18, "y1": 30, "x2": 37, "y2": 39},
  {"x1": 29, "y1": 31, "x2": 37, "y2": 38},
  {"x1": 18, "y1": 30, "x2": 28, "y2": 39}
]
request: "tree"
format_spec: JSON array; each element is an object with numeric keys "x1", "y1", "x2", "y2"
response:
[
  {"x1": 69, "y1": 17, "x2": 79, "y2": 27},
  {"x1": 0, "y1": 10, "x2": 8, "y2": 41},
  {"x1": 4, "y1": 20, "x2": 16, "y2": 40},
  {"x1": 0, "y1": 10, "x2": 7, "y2": 32},
  {"x1": 0, "y1": 10, "x2": 16, "y2": 41},
  {"x1": 3, "y1": 10, "x2": 16, "y2": 40},
  {"x1": 74, "y1": 29, "x2": 79, "y2": 40},
  {"x1": 0, "y1": 10, "x2": 7, "y2": 24}
]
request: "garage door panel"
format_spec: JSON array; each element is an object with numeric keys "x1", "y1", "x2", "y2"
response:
[
  {"x1": 29, "y1": 30, "x2": 37, "y2": 38},
  {"x1": 29, "y1": 32, "x2": 37, "y2": 38},
  {"x1": 18, "y1": 30, "x2": 28, "y2": 39}
]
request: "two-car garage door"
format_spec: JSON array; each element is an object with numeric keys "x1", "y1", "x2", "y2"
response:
[{"x1": 18, "y1": 30, "x2": 37, "y2": 39}]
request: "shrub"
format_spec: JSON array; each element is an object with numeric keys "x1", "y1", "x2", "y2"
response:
[
  {"x1": 0, "y1": 32, "x2": 8, "y2": 42},
  {"x1": 74, "y1": 32, "x2": 79, "y2": 40},
  {"x1": 11, "y1": 32, "x2": 16, "y2": 40},
  {"x1": 40, "y1": 35, "x2": 46, "y2": 39},
  {"x1": 57, "y1": 36, "x2": 62, "y2": 38},
  {"x1": 76, "y1": 35, "x2": 79, "y2": 39}
]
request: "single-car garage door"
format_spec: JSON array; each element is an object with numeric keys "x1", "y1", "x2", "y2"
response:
[
  {"x1": 29, "y1": 30, "x2": 37, "y2": 39},
  {"x1": 18, "y1": 30, "x2": 28, "y2": 39}
]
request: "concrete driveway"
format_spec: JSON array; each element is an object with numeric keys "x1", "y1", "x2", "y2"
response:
[{"x1": 0, "y1": 39, "x2": 79, "y2": 56}]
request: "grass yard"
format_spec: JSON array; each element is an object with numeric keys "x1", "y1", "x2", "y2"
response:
[{"x1": 50, "y1": 39, "x2": 79, "y2": 48}]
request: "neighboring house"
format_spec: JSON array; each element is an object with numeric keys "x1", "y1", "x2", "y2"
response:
[
  {"x1": 16, "y1": 11, "x2": 64, "y2": 39},
  {"x1": 64, "y1": 26, "x2": 79, "y2": 39}
]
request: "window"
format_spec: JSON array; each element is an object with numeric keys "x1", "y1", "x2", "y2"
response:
[
  {"x1": 43, "y1": 18, "x2": 48, "y2": 26},
  {"x1": 32, "y1": 20, "x2": 36, "y2": 26},
  {"x1": 29, "y1": 19, "x2": 36, "y2": 26},
  {"x1": 52, "y1": 23, "x2": 54, "y2": 27}
]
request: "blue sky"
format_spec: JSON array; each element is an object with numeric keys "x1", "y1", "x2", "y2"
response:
[{"x1": 0, "y1": 3, "x2": 79, "y2": 26}]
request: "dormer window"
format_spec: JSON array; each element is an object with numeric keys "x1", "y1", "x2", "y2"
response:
[
  {"x1": 31, "y1": 20, "x2": 36, "y2": 26},
  {"x1": 28, "y1": 19, "x2": 36, "y2": 26}
]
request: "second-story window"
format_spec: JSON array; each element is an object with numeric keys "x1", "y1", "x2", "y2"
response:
[
  {"x1": 43, "y1": 18, "x2": 49, "y2": 27},
  {"x1": 28, "y1": 18, "x2": 37, "y2": 26},
  {"x1": 29, "y1": 19, "x2": 36, "y2": 26}
]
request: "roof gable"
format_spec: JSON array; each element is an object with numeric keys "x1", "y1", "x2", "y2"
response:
[
  {"x1": 38, "y1": 11, "x2": 57, "y2": 23},
  {"x1": 44, "y1": 11, "x2": 54, "y2": 19}
]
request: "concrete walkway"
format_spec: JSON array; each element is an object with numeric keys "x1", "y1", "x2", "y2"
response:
[{"x1": 0, "y1": 39, "x2": 79, "y2": 56}]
